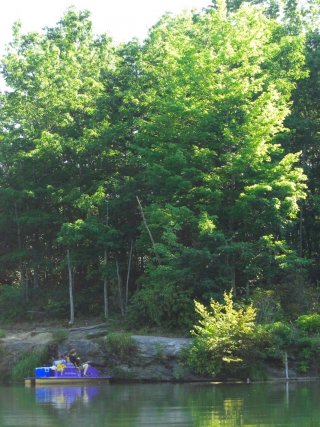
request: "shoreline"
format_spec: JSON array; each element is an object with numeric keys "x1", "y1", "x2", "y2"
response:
[{"x1": 0, "y1": 324, "x2": 317, "y2": 384}]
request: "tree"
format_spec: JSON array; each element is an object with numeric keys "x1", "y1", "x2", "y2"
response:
[
  {"x1": 284, "y1": 29, "x2": 320, "y2": 294},
  {"x1": 129, "y1": 5, "x2": 307, "y2": 327},
  {"x1": 0, "y1": 8, "x2": 117, "y2": 312}
]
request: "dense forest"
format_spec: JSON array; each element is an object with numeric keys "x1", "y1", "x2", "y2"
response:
[{"x1": 0, "y1": 0, "x2": 319, "y2": 332}]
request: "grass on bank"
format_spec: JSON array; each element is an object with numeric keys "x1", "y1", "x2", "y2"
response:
[{"x1": 12, "y1": 348, "x2": 50, "y2": 382}]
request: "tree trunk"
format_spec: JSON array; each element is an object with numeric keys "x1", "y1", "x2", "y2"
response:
[
  {"x1": 67, "y1": 249, "x2": 75, "y2": 325},
  {"x1": 299, "y1": 205, "x2": 303, "y2": 258},
  {"x1": 136, "y1": 196, "x2": 161, "y2": 265},
  {"x1": 230, "y1": 263, "x2": 236, "y2": 296},
  {"x1": 103, "y1": 250, "x2": 109, "y2": 319},
  {"x1": 125, "y1": 240, "x2": 134, "y2": 312},
  {"x1": 14, "y1": 203, "x2": 25, "y2": 293},
  {"x1": 33, "y1": 266, "x2": 39, "y2": 289},
  {"x1": 25, "y1": 267, "x2": 29, "y2": 303},
  {"x1": 116, "y1": 259, "x2": 124, "y2": 316}
]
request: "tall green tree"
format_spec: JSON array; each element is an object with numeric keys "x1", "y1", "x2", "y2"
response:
[
  {"x1": 129, "y1": 5, "x2": 307, "y2": 327},
  {"x1": 284, "y1": 29, "x2": 320, "y2": 291},
  {"x1": 0, "y1": 8, "x2": 117, "y2": 310}
]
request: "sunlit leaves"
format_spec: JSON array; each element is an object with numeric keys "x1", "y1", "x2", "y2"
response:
[
  {"x1": 187, "y1": 291, "x2": 257, "y2": 375},
  {"x1": 134, "y1": 4, "x2": 307, "y2": 298}
]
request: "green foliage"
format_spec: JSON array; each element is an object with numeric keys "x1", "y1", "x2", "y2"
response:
[
  {"x1": 44, "y1": 287, "x2": 70, "y2": 319},
  {"x1": 0, "y1": 2, "x2": 317, "y2": 329},
  {"x1": 251, "y1": 288, "x2": 283, "y2": 323},
  {"x1": 266, "y1": 321, "x2": 294, "y2": 345},
  {"x1": 12, "y1": 348, "x2": 50, "y2": 382},
  {"x1": 0, "y1": 329, "x2": 6, "y2": 338},
  {"x1": 187, "y1": 291, "x2": 257, "y2": 377},
  {"x1": 296, "y1": 314, "x2": 320, "y2": 334},
  {"x1": 0, "y1": 286, "x2": 27, "y2": 323},
  {"x1": 247, "y1": 362, "x2": 270, "y2": 381},
  {"x1": 257, "y1": 318, "x2": 320, "y2": 373},
  {"x1": 291, "y1": 315, "x2": 320, "y2": 372},
  {"x1": 187, "y1": 287, "x2": 320, "y2": 377},
  {"x1": 258, "y1": 321, "x2": 294, "y2": 359},
  {"x1": 127, "y1": 267, "x2": 194, "y2": 331},
  {"x1": 51, "y1": 329, "x2": 68, "y2": 343},
  {"x1": 45, "y1": 299, "x2": 69, "y2": 319},
  {"x1": 133, "y1": 3, "x2": 308, "y2": 317},
  {"x1": 104, "y1": 332, "x2": 138, "y2": 364},
  {"x1": 294, "y1": 335, "x2": 320, "y2": 373}
]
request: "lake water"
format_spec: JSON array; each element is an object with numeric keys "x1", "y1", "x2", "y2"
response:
[{"x1": 0, "y1": 381, "x2": 319, "y2": 426}]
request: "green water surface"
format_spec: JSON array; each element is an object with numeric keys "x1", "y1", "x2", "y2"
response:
[{"x1": 0, "y1": 381, "x2": 319, "y2": 426}]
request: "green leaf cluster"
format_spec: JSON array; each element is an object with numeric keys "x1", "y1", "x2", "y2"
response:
[{"x1": 187, "y1": 291, "x2": 257, "y2": 376}]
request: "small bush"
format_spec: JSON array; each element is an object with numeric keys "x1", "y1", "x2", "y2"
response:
[
  {"x1": 187, "y1": 291, "x2": 257, "y2": 377},
  {"x1": 52, "y1": 329, "x2": 68, "y2": 343},
  {"x1": 294, "y1": 335, "x2": 320, "y2": 373},
  {"x1": 104, "y1": 332, "x2": 138, "y2": 364},
  {"x1": 0, "y1": 329, "x2": 6, "y2": 338},
  {"x1": 12, "y1": 348, "x2": 50, "y2": 382},
  {"x1": 259, "y1": 321, "x2": 295, "y2": 359}
]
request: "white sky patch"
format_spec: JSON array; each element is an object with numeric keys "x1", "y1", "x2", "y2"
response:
[{"x1": 0, "y1": 0, "x2": 211, "y2": 54}]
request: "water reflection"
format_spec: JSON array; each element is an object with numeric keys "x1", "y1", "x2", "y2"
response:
[
  {"x1": 35, "y1": 386, "x2": 100, "y2": 410},
  {"x1": 1, "y1": 382, "x2": 320, "y2": 426}
]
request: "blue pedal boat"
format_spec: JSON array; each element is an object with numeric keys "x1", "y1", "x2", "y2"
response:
[{"x1": 25, "y1": 361, "x2": 111, "y2": 386}]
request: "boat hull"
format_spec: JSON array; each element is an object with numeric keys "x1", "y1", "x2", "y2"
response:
[{"x1": 25, "y1": 377, "x2": 110, "y2": 387}]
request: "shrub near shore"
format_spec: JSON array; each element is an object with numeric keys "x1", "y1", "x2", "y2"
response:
[{"x1": 186, "y1": 292, "x2": 320, "y2": 380}]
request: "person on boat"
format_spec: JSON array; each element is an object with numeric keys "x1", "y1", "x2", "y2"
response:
[
  {"x1": 49, "y1": 354, "x2": 67, "y2": 372},
  {"x1": 68, "y1": 348, "x2": 89, "y2": 376}
]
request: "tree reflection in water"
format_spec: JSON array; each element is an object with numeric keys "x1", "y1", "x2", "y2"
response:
[{"x1": 1, "y1": 382, "x2": 320, "y2": 426}]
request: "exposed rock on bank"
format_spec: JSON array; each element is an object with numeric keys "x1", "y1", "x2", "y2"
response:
[
  {"x1": 0, "y1": 324, "x2": 302, "y2": 382},
  {"x1": 0, "y1": 325, "x2": 196, "y2": 382},
  {"x1": 111, "y1": 335, "x2": 195, "y2": 381}
]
